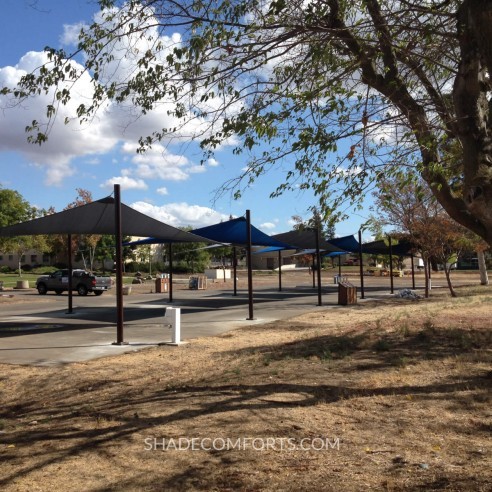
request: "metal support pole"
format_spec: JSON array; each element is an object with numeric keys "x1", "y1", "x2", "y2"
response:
[
  {"x1": 113, "y1": 184, "x2": 127, "y2": 345},
  {"x1": 67, "y1": 234, "x2": 73, "y2": 314},
  {"x1": 311, "y1": 254, "x2": 316, "y2": 288},
  {"x1": 246, "y1": 210, "x2": 255, "y2": 320},
  {"x1": 411, "y1": 254, "x2": 416, "y2": 289},
  {"x1": 233, "y1": 246, "x2": 238, "y2": 296},
  {"x1": 278, "y1": 249, "x2": 282, "y2": 292},
  {"x1": 358, "y1": 230, "x2": 365, "y2": 299},
  {"x1": 168, "y1": 243, "x2": 173, "y2": 303},
  {"x1": 389, "y1": 235, "x2": 394, "y2": 294},
  {"x1": 315, "y1": 227, "x2": 322, "y2": 306}
]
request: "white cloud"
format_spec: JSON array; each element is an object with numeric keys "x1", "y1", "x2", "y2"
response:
[
  {"x1": 207, "y1": 158, "x2": 219, "y2": 167},
  {"x1": 188, "y1": 164, "x2": 206, "y2": 174},
  {"x1": 101, "y1": 176, "x2": 148, "y2": 190},
  {"x1": 131, "y1": 201, "x2": 229, "y2": 228},
  {"x1": 156, "y1": 187, "x2": 169, "y2": 195},
  {"x1": 334, "y1": 165, "x2": 363, "y2": 177},
  {"x1": 0, "y1": 4, "x2": 239, "y2": 188},
  {"x1": 60, "y1": 22, "x2": 89, "y2": 46},
  {"x1": 0, "y1": 51, "x2": 117, "y2": 185},
  {"x1": 117, "y1": 142, "x2": 212, "y2": 183},
  {"x1": 260, "y1": 222, "x2": 276, "y2": 230}
]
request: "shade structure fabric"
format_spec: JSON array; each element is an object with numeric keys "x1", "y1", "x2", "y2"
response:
[
  {"x1": 125, "y1": 217, "x2": 292, "y2": 248},
  {"x1": 190, "y1": 217, "x2": 294, "y2": 248},
  {"x1": 323, "y1": 251, "x2": 348, "y2": 257},
  {"x1": 0, "y1": 196, "x2": 206, "y2": 243},
  {"x1": 272, "y1": 229, "x2": 344, "y2": 253},
  {"x1": 253, "y1": 246, "x2": 294, "y2": 254},
  {"x1": 361, "y1": 239, "x2": 415, "y2": 256},
  {"x1": 324, "y1": 234, "x2": 415, "y2": 256},
  {"x1": 327, "y1": 234, "x2": 361, "y2": 252}
]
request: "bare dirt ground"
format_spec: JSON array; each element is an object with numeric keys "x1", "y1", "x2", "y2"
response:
[{"x1": 0, "y1": 272, "x2": 491, "y2": 491}]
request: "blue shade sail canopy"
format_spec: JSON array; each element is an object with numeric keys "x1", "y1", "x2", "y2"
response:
[
  {"x1": 191, "y1": 217, "x2": 294, "y2": 247},
  {"x1": 127, "y1": 217, "x2": 294, "y2": 248}
]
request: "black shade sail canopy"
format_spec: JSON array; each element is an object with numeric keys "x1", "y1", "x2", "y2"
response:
[
  {"x1": 0, "y1": 196, "x2": 206, "y2": 242},
  {"x1": 272, "y1": 229, "x2": 345, "y2": 253},
  {"x1": 361, "y1": 238, "x2": 415, "y2": 256},
  {"x1": 326, "y1": 234, "x2": 416, "y2": 256},
  {"x1": 0, "y1": 188, "x2": 211, "y2": 345}
]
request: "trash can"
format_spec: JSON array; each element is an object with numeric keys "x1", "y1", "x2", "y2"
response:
[
  {"x1": 155, "y1": 277, "x2": 169, "y2": 293},
  {"x1": 338, "y1": 281, "x2": 357, "y2": 305}
]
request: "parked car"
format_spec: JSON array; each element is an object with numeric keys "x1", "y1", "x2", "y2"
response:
[{"x1": 35, "y1": 269, "x2": 114, "y2": 296}]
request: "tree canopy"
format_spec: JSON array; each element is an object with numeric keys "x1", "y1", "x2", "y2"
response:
[
  {"x1": 3, "y1": 0, "x2": 492, "y2": 247},
  {"x1": 372, "y1": 173, "x2": 484, "y2": 296},
  {"x1": 0, "y1": 186, "x2": 48, "y2": 273},
  {"x1": 0, "y1": 187, "x2": 33, "y2": 229}
]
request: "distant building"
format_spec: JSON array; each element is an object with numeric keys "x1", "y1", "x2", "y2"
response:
[
  {"x1": 0, "y1": 250, "x2": 52, "y2": 270},
  {"x1": 251, "y1": 247, "x2": 298, "y2": 270}
]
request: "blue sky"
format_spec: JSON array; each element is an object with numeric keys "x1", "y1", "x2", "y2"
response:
[{"x1": 0, "y1": 0, "x2": 373, "y2": 238}]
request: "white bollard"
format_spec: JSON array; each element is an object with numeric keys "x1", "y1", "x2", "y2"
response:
[{"x1": 164, "y1": 307, "x2": 182, "y2": 345}]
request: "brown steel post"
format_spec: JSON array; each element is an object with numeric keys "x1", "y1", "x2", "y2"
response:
[
  {"x1": 315, "y1": 227, "x2": 322, "y2": 306},
  {"x1": 389, "y1": 235, "x2": 394, "y2": 294},
  {"x1": 278, "y1": 249, "x2": 282, "y2": 292},
  {"x1": 169, "y1": 243, "x2": 173, "y2": 303},
  {"x1": 411, "y1": 253, "x2": 416, "y2": 289},
  {"x1": 113, "y1": 184, "x2": 127, "y2": 345},
  {"x1": 233, "y1": 246, "x2": 238, "y2": 296},
  {"x1": 358, "y1": 230, "x2": 365, "y2": 299},
  {"x1": 246, "y1": 210, "x2": 255, "y2": 320},
  {"x1": 67, "y1": 234, "x2": 73, "y2": 314},
  {"x1": 311, "y1": 254, "x2": 316, "y2": 288}
]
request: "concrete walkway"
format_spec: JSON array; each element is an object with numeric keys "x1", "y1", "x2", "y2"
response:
[{"x1": 0, "y1": 270, "x2": 442, "y2": 366}]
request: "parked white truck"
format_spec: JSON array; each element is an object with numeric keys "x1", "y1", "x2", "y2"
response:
[{"x1": 35, "y1": 269, "x2": 114, "y2": 296}]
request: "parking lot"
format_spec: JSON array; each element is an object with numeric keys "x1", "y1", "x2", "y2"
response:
[{"x1": 0, "y1": 269, "x2": 478, "y2": 366}]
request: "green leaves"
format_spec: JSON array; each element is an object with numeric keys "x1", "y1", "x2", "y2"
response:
[{"x1": 3, "y1": 0, "x2": 490, "y2": 243}]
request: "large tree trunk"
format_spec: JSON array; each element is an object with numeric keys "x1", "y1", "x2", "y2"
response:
[
  {"x1": 477, "y1": 249, "x2": 489, "y2": 285},
  {"x1": 453, "y1": 0, "x2": 492, "y2": 248},
  {"x1": 424, "y1": 256, "x2": 430, "y2": 298}
]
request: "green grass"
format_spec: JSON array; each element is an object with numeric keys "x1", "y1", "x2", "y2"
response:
[
  {"x1": 0, "y1": 271, "x2": 122, "y2": 289},
  {"x1": 0, "y1": 273, "x2": 39, "y2": 288}
]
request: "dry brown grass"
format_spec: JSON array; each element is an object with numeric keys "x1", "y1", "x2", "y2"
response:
[{"x1": 0, "y1": 284, "x2": 491, "y2": 491}]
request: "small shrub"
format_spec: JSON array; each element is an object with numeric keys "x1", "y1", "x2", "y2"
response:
[
  {"x1": 327, "y1": 336, "x2": 360, "y2": 358},
  {"x1": 373, "y1": 338, "x2": 391, "y2": 352},
  {"x1": 390, "y1": 356, "x2": 410, "y2": 368},
  {"x1": 397, "y1": 322, "x2": 411, "y2": 338},
  {"x1": 320, "y1": 350, "x2": 333, "y2": 361}
]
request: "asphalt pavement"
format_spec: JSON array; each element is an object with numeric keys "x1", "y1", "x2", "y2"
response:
[{"x1": 0, "y1": 272, "x2": 435, "y2": 366}]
